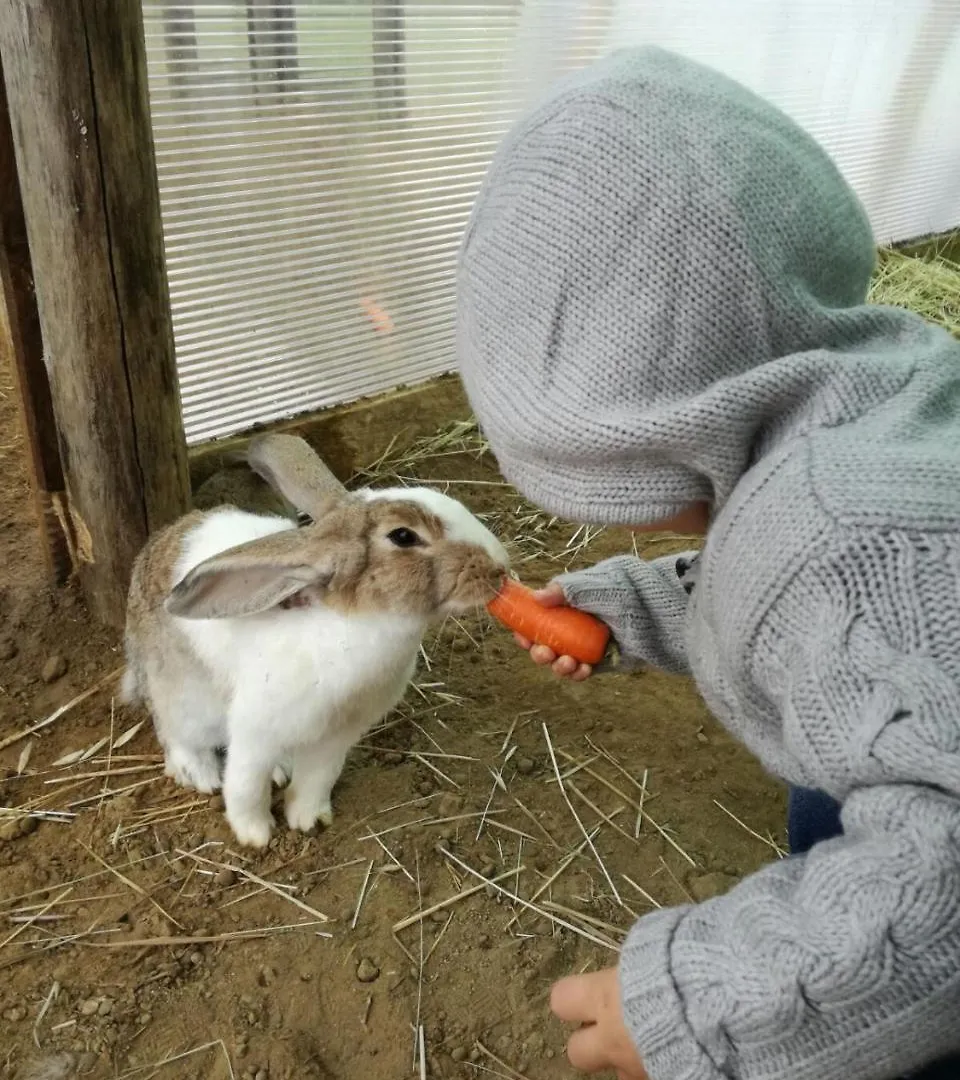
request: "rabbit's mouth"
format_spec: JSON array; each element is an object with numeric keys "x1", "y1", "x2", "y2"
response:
[{"x1": 441, "y1": 568, "x2": 504, "y2": 613}]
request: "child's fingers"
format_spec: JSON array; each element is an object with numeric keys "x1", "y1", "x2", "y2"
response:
[
  {"x1": 512, "y1": 631, "x2": 533, "y2": 650},
  {"x1": 566, "y1": 1024, "x2": 609, "y2": 1074},
  {"x1": 552, "y1": 655, "x2": 578, "y2": 677},
  {"x1": 531, "y1": 582, "x2": 566, "y2": 607},
  {"x1": 551, "y1": 656, "x2": 593, "y2": 680},
  {"x1": 530, "y1": 644, "x2": 558, "y2": 666},
  {"x1": 551, "y1": 972, "x2": 601, "y2": 1022}
]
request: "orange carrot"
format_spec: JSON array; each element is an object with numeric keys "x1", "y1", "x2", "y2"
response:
[{"x1": 487, "y1": 579, "x2": 611, "y2": 666}]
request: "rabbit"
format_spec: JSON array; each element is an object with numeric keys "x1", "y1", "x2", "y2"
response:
[
  {"x1": 122, "y1": 433, "x2": 509, "y2": 848},
  {"x1": 192, "y1": 450, "x2": 298, "y2": 520}
]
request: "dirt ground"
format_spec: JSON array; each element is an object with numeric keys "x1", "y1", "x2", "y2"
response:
[{"x1": 0, "y1": 349, "x2": 786, "y2": 1079}]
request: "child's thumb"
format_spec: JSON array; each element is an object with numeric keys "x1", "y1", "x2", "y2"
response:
[{"x1": 532, "y1": 582, "x2": 567, "y2": 607}]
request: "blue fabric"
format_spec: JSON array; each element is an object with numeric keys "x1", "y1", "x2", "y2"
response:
[
  {"x1": 787, "y1": 786, "x2": 843, "y2": 854},
  {"x1": 788, "y1": 787, "x2": 960, "y2": 1080}
]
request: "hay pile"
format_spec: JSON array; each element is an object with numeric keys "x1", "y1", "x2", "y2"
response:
[{"x1": 870, "y1": 243, "x2": 960, "y2": 339}]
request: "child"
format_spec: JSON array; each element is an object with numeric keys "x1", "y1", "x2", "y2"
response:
[{"x1": 456, "y1": 47, "x2": 960, "y2": 1080}]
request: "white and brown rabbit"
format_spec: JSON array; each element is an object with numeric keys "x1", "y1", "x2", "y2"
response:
[{"x1": 122, "y1": 434, "x2": 509, "y2": 848}]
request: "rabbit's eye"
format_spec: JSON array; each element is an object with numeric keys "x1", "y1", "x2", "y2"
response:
[{"x1": 387, "y1": 527, "x2": 422, "y2": 549}]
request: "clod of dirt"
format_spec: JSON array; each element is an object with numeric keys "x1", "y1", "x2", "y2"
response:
[
  {"x1": 41, "y1": 654, "x2": 68, "y2": 683},
  {"x1": 356, "y1": 957, "x2": 380, "y2": 983},
  {"x1": 20, "y1": 1053, "x2": 96, "y2": 1080},
  {"x1": 79, "y1": 998, "x2": 100, "y2": 1016},
  {"x1": 0, "y1": 636, "x2": 16, "y2": 661},
  {"x1": 689, "y1": 871, "x2": 737, "y2": 902},
  {"x1": 436, "y1": 793, "x2": 462, "y2": 818},
  {"x1": 4, "y1": 1004, "x2": 26, "y2": 1021},
  {"x1": 214, "y1": 867, "x2": 237, "y2": 888},
  {"x1": 515, "y1": 757, "x2": 535, "y2": 775},
  {"x1": 450, "y1": 1047, "x2": 467, "y2": 1063},
  {"x1": 0, "y1": 814, "x2": 38, "y2": 842}
]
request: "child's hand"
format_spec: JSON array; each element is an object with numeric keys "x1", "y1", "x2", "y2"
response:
[
  {"x1": 551, "y1": 968, "x2": 649, "y2": 1079},
  {"x1": 511, "y1": 583, "x2": 594, "y2": 681}
]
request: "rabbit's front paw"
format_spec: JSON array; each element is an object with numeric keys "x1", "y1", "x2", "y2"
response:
[
  {"x1": 164, "y1": 745, "x2": 221, "y2": 794},
  {"x1": 284, "y1": 789, "x2": 333, "y2": 833},
  {"x1": 227, "y1": 809, "x2": 274, "y2": 849}
]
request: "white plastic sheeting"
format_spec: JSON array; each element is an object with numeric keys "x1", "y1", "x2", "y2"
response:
[
  {"x1": 142, "y1": 1, "x2": 960, "y2": 444},
  {"x1": 509, "y1": 0, "x2": 960, "y2": 245}
]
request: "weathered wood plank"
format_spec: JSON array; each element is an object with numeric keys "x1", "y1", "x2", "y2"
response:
[
  {"x1": 0, "y1": 55, "x2": 70, "y2": 582},
  {"x1": 0, "y1": 0, "x2": 190, "y2": 626}
]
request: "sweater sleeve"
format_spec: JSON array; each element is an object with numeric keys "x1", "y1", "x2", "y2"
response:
[
  {"x1": 618, "y1": 535, "x2": 960, "y2": 1080},
  {"x1": 554, "y1": 552, "x2": 696, "y2": 674}
]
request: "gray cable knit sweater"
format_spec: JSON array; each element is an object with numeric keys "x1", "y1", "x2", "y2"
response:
[{"x1": 457, "y1": 47, "x2": 960, "y2": 1080}]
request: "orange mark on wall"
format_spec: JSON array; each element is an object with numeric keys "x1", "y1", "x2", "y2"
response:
[{"x1": 360, "y1": 295, "x2": 395, "y2": 334}]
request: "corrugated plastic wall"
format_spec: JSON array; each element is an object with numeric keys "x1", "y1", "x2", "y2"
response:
[{"x1": 142, "y1": 1, "x2": 960, "y2": 443}]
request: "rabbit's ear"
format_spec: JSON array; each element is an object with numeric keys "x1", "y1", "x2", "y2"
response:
[
  {"x1": 246, "y1": 434, "x2": 345, "y2": 522},
  {"x1": 165, "y1": 538, "x2": 335, "y2": 620}
]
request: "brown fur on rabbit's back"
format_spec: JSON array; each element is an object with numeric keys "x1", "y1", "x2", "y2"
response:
[
  {"x1": 193, "y1": 464, "x2": 297, "y2": 519},
  {"x1": 121, "y1": 511, "x2": 206, "y2": 706}
]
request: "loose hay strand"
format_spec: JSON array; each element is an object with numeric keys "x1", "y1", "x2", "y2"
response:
[
  {"x1": 393, "y1": 865, "x2": 526, "y2": 933},
  {"x1": 714, "y1": 799, "x2": 787, "y2": 858},
  {"x1": 442, "y1": 849, "x2": 617, "y2": 953},
  {"x1": 0, "y1": 888, "x2": 72, "y2": 952},
  {"x1": 0, "y1": 667, "x2": 124, "y2": 752},
  {"x1": 81, "y1": 922, "x2": 330, "y2": 949},
  {"x1": 352, "y1": 860, "x2": 375, "y2": 929},
  {"x1": 558, "y1": 750, "x2": 696, "y2": 867},
  {"x1": 177, "y1": 848, "x2": 330, "y2": 922},
  {"x1": 869, "y1": 247, "x2": 960, "y2": 338},
  {"x1": 78, "y1": 843, "x2": 184, "y2": 931},
  {"x1": 543, "y1": 725, "x2": 622, "y2": 905},
  {"x1": 474, "y1": 1040, "x2": 534, "y2": 1080}
]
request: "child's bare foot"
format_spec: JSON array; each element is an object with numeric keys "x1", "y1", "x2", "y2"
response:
[{"x1": 512, "y1": 584, "x2": 594, "y2": 681}]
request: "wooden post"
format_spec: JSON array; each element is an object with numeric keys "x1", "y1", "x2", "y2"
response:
[
  {"x1": 0, "y1": 55, "x2": 70, "y2": 583},
  {"x1": 0, "y1": 0, "x2": 191, "y2": 628}
]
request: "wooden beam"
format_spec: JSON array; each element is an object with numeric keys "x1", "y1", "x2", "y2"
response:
[
  {"x1": 0, "y1": 54, "x2": 70, "y2": 583},
  {"x1": 0, "y1": 0, "x2": 191, "y2": 627}
]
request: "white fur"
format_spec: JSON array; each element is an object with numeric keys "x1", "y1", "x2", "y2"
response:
[
  {"x1": 176, "y1": 507, "x2": 295, "y2": 575},
  {"x1": 148, "y1": 498, "x2": 501, "y2": 849},
  {"x1": 359, "y1": 486, "x2": 509, "y2": 565}
]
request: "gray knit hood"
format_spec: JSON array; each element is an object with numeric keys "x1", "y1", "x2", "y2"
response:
[{"x1": 457, "y1": 47, "x2": 916, "y2": 525}]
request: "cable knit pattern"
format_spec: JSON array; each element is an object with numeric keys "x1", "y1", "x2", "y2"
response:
[
  {"x1": 556, "y1": 554, "x2": 696, "y2": 675},
  {"x1": 457, "y1": 45, "x2": 960, "y2": 1080}
]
